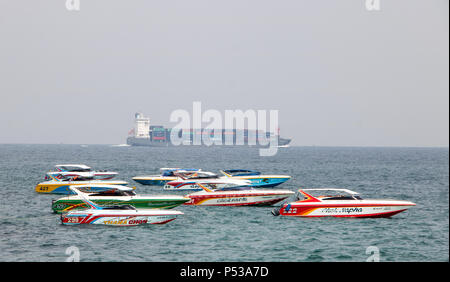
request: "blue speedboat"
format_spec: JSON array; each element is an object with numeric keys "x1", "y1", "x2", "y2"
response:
[
  {"x1": 220, "y1": 169, "x2": 291, "y2": 188},
  {"x1": 132, "y1": 168, "x2": 201, "y2": 185}
]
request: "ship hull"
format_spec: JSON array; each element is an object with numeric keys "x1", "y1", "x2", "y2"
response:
[{"x1": 126, "y1": 136, "x2": 291, "y2": 147}]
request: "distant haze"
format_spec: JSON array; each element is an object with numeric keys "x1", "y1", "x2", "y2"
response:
[{"x1": 0, "y1": 0, "x2": 448, "y2": 147}]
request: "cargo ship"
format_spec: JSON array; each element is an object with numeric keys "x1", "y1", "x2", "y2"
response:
[{"x1": 126, "y1": 113, "x2": 291, "y2": 147}]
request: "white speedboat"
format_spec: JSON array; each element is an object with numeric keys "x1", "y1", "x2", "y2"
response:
[
  {"x1": 132, "y1": 168, "x2": 201, "y2": 186},
  {"x1": 185, "y1": 183, "x2": 295, "y2": 206},
  {"x1": 52, "y1": 184, "x2": 189, "y2": 213},
  {"x1": 60, "y1": 186, "x2": 183, "y2": 226},
  {"x1": 272, "y1": 188, "x2": 416, "y2": 218},
  {"x1": 50, "y1": 164, "x2": 118, "y2": 180},
  {"x1": 163, "y1": 171, "x2": 251, "y2": 191}
]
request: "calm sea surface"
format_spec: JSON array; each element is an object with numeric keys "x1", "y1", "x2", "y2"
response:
[{"x1": 0, "y1": 145, "x2": 448, "y2": 262}]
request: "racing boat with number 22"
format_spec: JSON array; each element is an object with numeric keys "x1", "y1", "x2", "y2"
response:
[{"x1": 272, "y1": 188, "x2": 416, "y2": 218}]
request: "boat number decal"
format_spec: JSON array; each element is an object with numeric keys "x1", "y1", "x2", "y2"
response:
[
  {"x1": 39, "y1": 186, "x2": 49, "y2": 191},
  {"x1": 103, "y1": 218, "x2": 148, "y2": 225},
  {"x1": 128, "y1": 219, "x2": 148, "y2": 225},
  {"x1": 53, "y1": 203, "x2": 67, "y2": 210},
  {"x1": 284, "y1": 207, "x2": 297, "y2": 214},
  {"x1": 217, "y1": 197, "x2": 248, "y2": 203},
  {"x1": 65, "y1": 217, "x2": 82, "y2": 223},
  {"x1": 323, "y1": 207, "x2": 363, "y2": 214}
]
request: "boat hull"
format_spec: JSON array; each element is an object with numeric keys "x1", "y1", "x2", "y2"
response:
[
  {"x1": 133, "y1": 176, "x2": 176, "y2": 186},
  {"x1": 185, "y1": 190, "x2": 295, "y2": 206},
  {"x1": 61, "y1": 210, "x2": 183, "y2": 226},
  {"x1": 35, "y1": 181, "x2": 128, "y2": 194},
  {"x1": 92, "y1": 172, "x2": 118, "y2": 180},
  {"x1": 52, "y1": 196, "x2": 189, "y2": 213},
  {"x1": 228, "y1": 176, "x2": 291, "y2": 188},
  {"x1": 164, "y1": 178, "x2": 251, "y2": 191},
  {"x1": 164, "y1": 182, "x2": 248, "y2": 192},
  {"x1": 278, "y1": 203, "x2": 414, "y2": 218}
]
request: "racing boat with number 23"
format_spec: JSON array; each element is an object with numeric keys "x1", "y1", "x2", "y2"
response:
[{"x1": 60, "y1": 186, "x2": 183, "y2": 226}]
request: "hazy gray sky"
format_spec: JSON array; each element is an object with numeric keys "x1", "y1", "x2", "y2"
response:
[{"x1": 0, "y1": 0, "x2": 448, "y2": 146}]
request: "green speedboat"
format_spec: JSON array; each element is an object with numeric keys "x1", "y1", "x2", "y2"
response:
[{"x1": 51, "y1": 185, "x2": 189, "y2": 213}]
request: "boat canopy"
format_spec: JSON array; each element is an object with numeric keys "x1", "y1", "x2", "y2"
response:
[
  {"x1": 222, "y1": 169, "x2": 261, "y2": 176},
  {"x1": 101, "y1": 205, "x2": 136, "y2": 210},
  {"x1": 174, "y1": 171, "x2": 218, "y2": 179},
  {"x1": 90, "y1": 190, "x2": 136, "y2": 196},
  {"x1": 161, "y1": 168, "x2": 200, "y2": 176},
  {"x1": 299, "y1": 188, "x2": 363, "y2": 201},
  {"x1": 186, "y1": 171, "x2": 218, "y2": 179},
  {"x1": 45, "y1": 172, "x2": 95, "y2": 181},
  {"x1": 55, "y1": 164, "x2": 92, "y2": 172},
  {"x1": 73, "y1": 184, "x2": 134, "y2": 193},
  {"x1": 215, "y1": 186, "x2": 253, "y2": 192},
  {"x1": 302, "y1": 188, "x2": 360, "y2": 195}
]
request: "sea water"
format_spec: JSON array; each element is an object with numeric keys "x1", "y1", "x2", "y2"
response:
[{"x1": 0, "y1": 145, "x2": 448, "y2": 261}]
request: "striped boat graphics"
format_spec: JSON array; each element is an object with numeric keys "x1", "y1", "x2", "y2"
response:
[
  {"x1": 61, "y1": 212, "x2": 182, "y2": 225},
  {"x1": 35, "y1": 181, "x2": 128, "y2": 194},
  {"x1": 52, "y1": 196, "x2": 189, "y2": 213},
  {"x1": 185, "y1": 190, "x2": 294, "y2": 206},
  {"x1": 276, "y1": 188, "x2": 415, "y2": 218}
]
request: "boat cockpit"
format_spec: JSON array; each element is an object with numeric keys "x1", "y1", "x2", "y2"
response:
[
  {"x1": 177, "y1": 171, "x2": 219, "y2": 180},
  {"x1": 61, "y1": 176, "x2": 95, "y2": 182},
  {"x1": 296, "y1": 189, "x2": 363, "y2": 201},
  {"x1": 320, "y1": 195, "x2": 363, "y2": 201},
  {"x1": 215, "y1": 186, "x2": 252, "y2": 192},
  {"x1": 101, "y1": 205, "x2": 136, "y2": 210},
  {"x1": 56, "y1": 165, "x2": 92, "y2": 172},
  {"x1": 222, "y1": 170, "x2": 261, "y2": 177},
  {"x1": 89, "y1": 190, "x2": 136, "y2": 197}
]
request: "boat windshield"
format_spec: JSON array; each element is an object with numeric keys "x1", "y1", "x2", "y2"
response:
[
  {"x1": 61, "y1": 176, "x2": 94, "y2": 181},
  {"x1": 162, "y1": 170, "x2": 177, "y2": 176},
  {"x1": 215, "y1": 186, "x2": 251, "y2": 192},
  {"x1": 89, "y1": 190, "x2": 136, "y2": 196},
  {"x1": 59, "y1": 166, "x2": 92, "y2": 172},
  {"x1": 223, "y1": 170, "x2": 261, "y2": 176},
  {"x1": 321, "y1": 195, "x2": 362, "y2": 200},
  {"x1": 298, "y1": 190, "x2": 363, "y2": 201},
  {"x1": 185, "y1": 172, "x2": 218, "y2": 179},
  {"x1": 101, "y1": 205, "x2": 136, "y2": 210},
  {"x1": 162, "y1": 169, "x2": 198, "y2": 177}
]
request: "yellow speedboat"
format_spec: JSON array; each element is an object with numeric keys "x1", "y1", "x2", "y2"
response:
[{"x1": 35, "y1": 173, "x2": 128, "y2": 194}]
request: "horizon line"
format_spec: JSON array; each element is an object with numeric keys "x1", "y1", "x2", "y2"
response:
[{"x1": 0, "y1": 143, "x2": 448, "y2": 149}]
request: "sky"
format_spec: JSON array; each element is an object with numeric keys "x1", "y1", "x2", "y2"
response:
[{"x1": 0, "y1": 0, "x2": 448, "y2": 146}]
